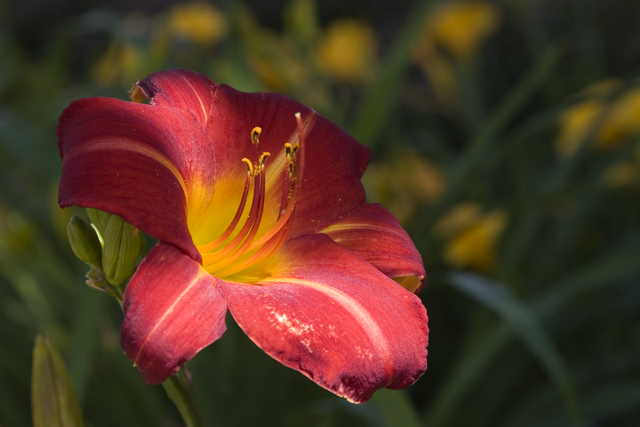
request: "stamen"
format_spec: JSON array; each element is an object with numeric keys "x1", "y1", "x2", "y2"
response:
[
  {"x1": 202, "y1": 155, "x2": 267, "y2": 269},
  {"x1": 242, "y1": 158, "x2": 254, "y2": 176},
  {"x1": 214, "y1": 207, "x2": 295, "y2": 278},
  {"x1": 202, "y1": 167, "x2": 263, "y2": 266},
  {"x1": 255, "y1": 152, "x2": 271, "y2": 174},
  {"x1": 245, "y1": 113, "x2": 306, "y2": 253},
  {"x1": 251, "y1": 127, "x2": 262, "y2": 144},
  {"x1": 196, "y1": 164, "x2": 252, "y2": 253},
  {"x1": 198, "y1": 114, "x2": 308, "y2": 279}
]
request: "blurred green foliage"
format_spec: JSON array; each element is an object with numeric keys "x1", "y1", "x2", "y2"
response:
[{"x1": 1, "y1": 0, "x2": 640, "y2": 426}]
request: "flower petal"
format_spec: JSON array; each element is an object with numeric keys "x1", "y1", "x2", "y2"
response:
[
  {"x1": 322, "y1": 203, "x2": 426, "y2": 293},
  {"x1": 136, "y1": 69, "x2": 371, "y2": 238},
  {"x1": 121, "y1": 244, "x2": 227, "y2": 384},
  {"x1": 135, "y1": 69, "x2": 216, "y2": 128},
  {"x1": 58, "y1": 96, "x2": 216, "y2": 260},
  {"x1": 218, "y1": 234, "x2": 428, "y2": 403}
]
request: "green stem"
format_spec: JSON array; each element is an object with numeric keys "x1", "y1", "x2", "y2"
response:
[{"x1": 162, "y1": 366, "x2": 206, "y2": 427}]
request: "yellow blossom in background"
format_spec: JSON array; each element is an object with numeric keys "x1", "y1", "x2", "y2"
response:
[
  {"x1": 444, "y1": 209, "x2": 508, "y2": 273},
  {"x1": 429, "y1": 0, "x2": 500, "y2": 60},
  {"x1": 316, "y1": 19, "x2": 377, "y2": 83},
  {"x1": 434, "y1": 204, "x2": 508, "y2": 273},
  {"x1": 364, "y1": 152, "x2": 447, "y2": 224},
  {"x1": 431, "y1": 202, "x2": 483, "y2": 238},
  {"x1": 554, "y1": 100, "x2": 603, "y2": 158},
  {"x1": 599, "y1": 88, "x2": 640, "y2": 144},
  {"x1": 166, "y1": 2, "x2": 227, "y2": 47},
  {"x1": 555, "y1": 80, "x2": 640, "y2": 158},
  {"x1": 412, "y1": 1, "x2": 500, "y2": 105}
]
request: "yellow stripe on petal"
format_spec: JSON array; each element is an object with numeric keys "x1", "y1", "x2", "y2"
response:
[{"x1": 64, "y1": 137, "x2": 188, "y2": 198}]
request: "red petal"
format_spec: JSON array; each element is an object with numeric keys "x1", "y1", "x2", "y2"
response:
[
  {"x1": 59, "y1": 69, "x2": 370, "y2": 255},
  {"x1": 58, "y1": 97, "x2": 215, "y2": 260},
  {"x1": 121, "y1": 244, "x2": 227, "y2": 384},
  {"x1": 137, "y1": 69, "x2": 371, "y2": 235},
  {"x1": 322, "y1": 203, "x2": 426, "y2": 293},
  {"x1": 136, "y1": 69, "x2": 216, "y2": 128},
  {"x1": 218, "y1": 234, "x2": 428, "y2": 403}
]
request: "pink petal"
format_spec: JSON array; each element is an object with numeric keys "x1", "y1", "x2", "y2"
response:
[
  {"x1": 218, "y1": 234, "x2": 428, "y2": 403},
  {"x1": 58, "y1": 97, "x2": 215, "y2": 260},
  {"x1": 322, "y1": 203, "x2": 426, "y2": 293},
  {"x1": 121, "y1": 244, "x2": 227, "y2": 384}
]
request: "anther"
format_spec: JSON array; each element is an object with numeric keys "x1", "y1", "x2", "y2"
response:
[
  {"x1": 241, "y1": 158, "x2": 254, "y2": 176},
  {"x1": 251, "y1": 127, "x2": 262, "y2": 144},
  {"x1": 256, "y1": 152, "x2": 271, "y2": 174}
]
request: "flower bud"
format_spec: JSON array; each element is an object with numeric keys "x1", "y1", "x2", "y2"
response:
[
  {"x1": 67, "y1": 215, "x2": 102, "y2": 266},
  {"x1": 32, "y1": 336, "x2": 83, "y2": 427},
  {"x1": 85, "y1": 208, "x2": 112, "y2": 239},
  {"x1": 102, "y1": 215, "x2": 142, "y2": 285}
]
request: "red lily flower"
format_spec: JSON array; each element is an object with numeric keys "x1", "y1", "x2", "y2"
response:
[{"x1": 57, "y1": 69, "x2": 428, "y2": 403}]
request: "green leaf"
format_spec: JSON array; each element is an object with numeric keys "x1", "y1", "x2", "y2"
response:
[
  {"x1": 31, "y1": 335, "x2": 84, "y2": 427},
  {"x1": 350, "y1": 0, "x2": 435, "y2": 147},
  {"x1": 424, "y1": 246, "x2": 640, "y2": 427},
  {"x1": 448, "y1": 272, "x2": 581, "y2": 426},
  {"x1": 414, "y1": 44, "x2": 563, "y2": 239}
]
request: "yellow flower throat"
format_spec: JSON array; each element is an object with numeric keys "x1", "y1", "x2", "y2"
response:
[{"x1": 195, "y1": 114, "x2": 304, "y2": 280}]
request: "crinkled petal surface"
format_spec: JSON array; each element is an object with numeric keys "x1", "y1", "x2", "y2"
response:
[
  {"x1": 218, "y1": 234, "x2": 428, "y2": 403},
  {"x1": 322, "y1": 203, "x2": 426, "y2": 293},
  {"x1": 121, "y1": 244, "x2": 228, "y2": 384}
]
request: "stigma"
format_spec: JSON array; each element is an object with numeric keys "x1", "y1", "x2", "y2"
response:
[{"x1": 196, "y1": 113, "x2": 305, "y2": 280}]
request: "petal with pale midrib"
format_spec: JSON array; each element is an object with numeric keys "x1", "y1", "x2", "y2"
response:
[
  {"x1": 121, "y1": 244, "x2": 228, "y2": 384},
  {"x1": 218, "y1": 234, "x2": 428, "y2": 403}
]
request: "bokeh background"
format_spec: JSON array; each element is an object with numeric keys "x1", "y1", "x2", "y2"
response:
[{"x1": 2, "y1": 0, "x2": 640, "y2": 425}]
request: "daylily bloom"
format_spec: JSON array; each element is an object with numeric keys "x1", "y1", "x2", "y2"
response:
[{"x1": 57, "y1": 69, "x2": 428, "y2": 403}]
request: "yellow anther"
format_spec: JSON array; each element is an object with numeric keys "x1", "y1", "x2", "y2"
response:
[
  {"x1": 255, "y1": 152, "x2": 271, "y2": 174},
  {"x1": 259, "y1": 152, "x2": 271, "y2": 164},
  {"x1": 251, "y1": 127, "x2": 262, "y2": 144},
  {"x1": 241, "y1": 158, "x2": 254, "y2": 176},
  {"x1": 284, "y1": 142, "x2": 300, "y2": 159}
]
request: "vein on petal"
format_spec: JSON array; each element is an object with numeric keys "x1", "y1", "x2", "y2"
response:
[
  {"x1": 178, "y1": 71, "x2": 211, "y2": 124},
  {"x1": 323, "y1": 222, "x2": 407, "y2": 237},
  {"x1": 132, "y1": 269, "x2": 208, "y2": 366}
]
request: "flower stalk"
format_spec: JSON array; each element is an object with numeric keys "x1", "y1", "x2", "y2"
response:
[{"x1": 162, "y1": 367, "x2": 206, "y2": 427}]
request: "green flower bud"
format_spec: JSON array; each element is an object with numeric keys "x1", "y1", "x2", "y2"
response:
[
  {"x1": 102, "y1": 215, "x2": 142, "y2": 286},
  {"x1": 32, "y1": 336, "x2": 84, "y2": 427},
  {"x1": 85, "y1": 208, "x2": 112, "y2": 239},
  {"x1": 67, "y1": 215, "x2": 102, "y2": 266}
]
